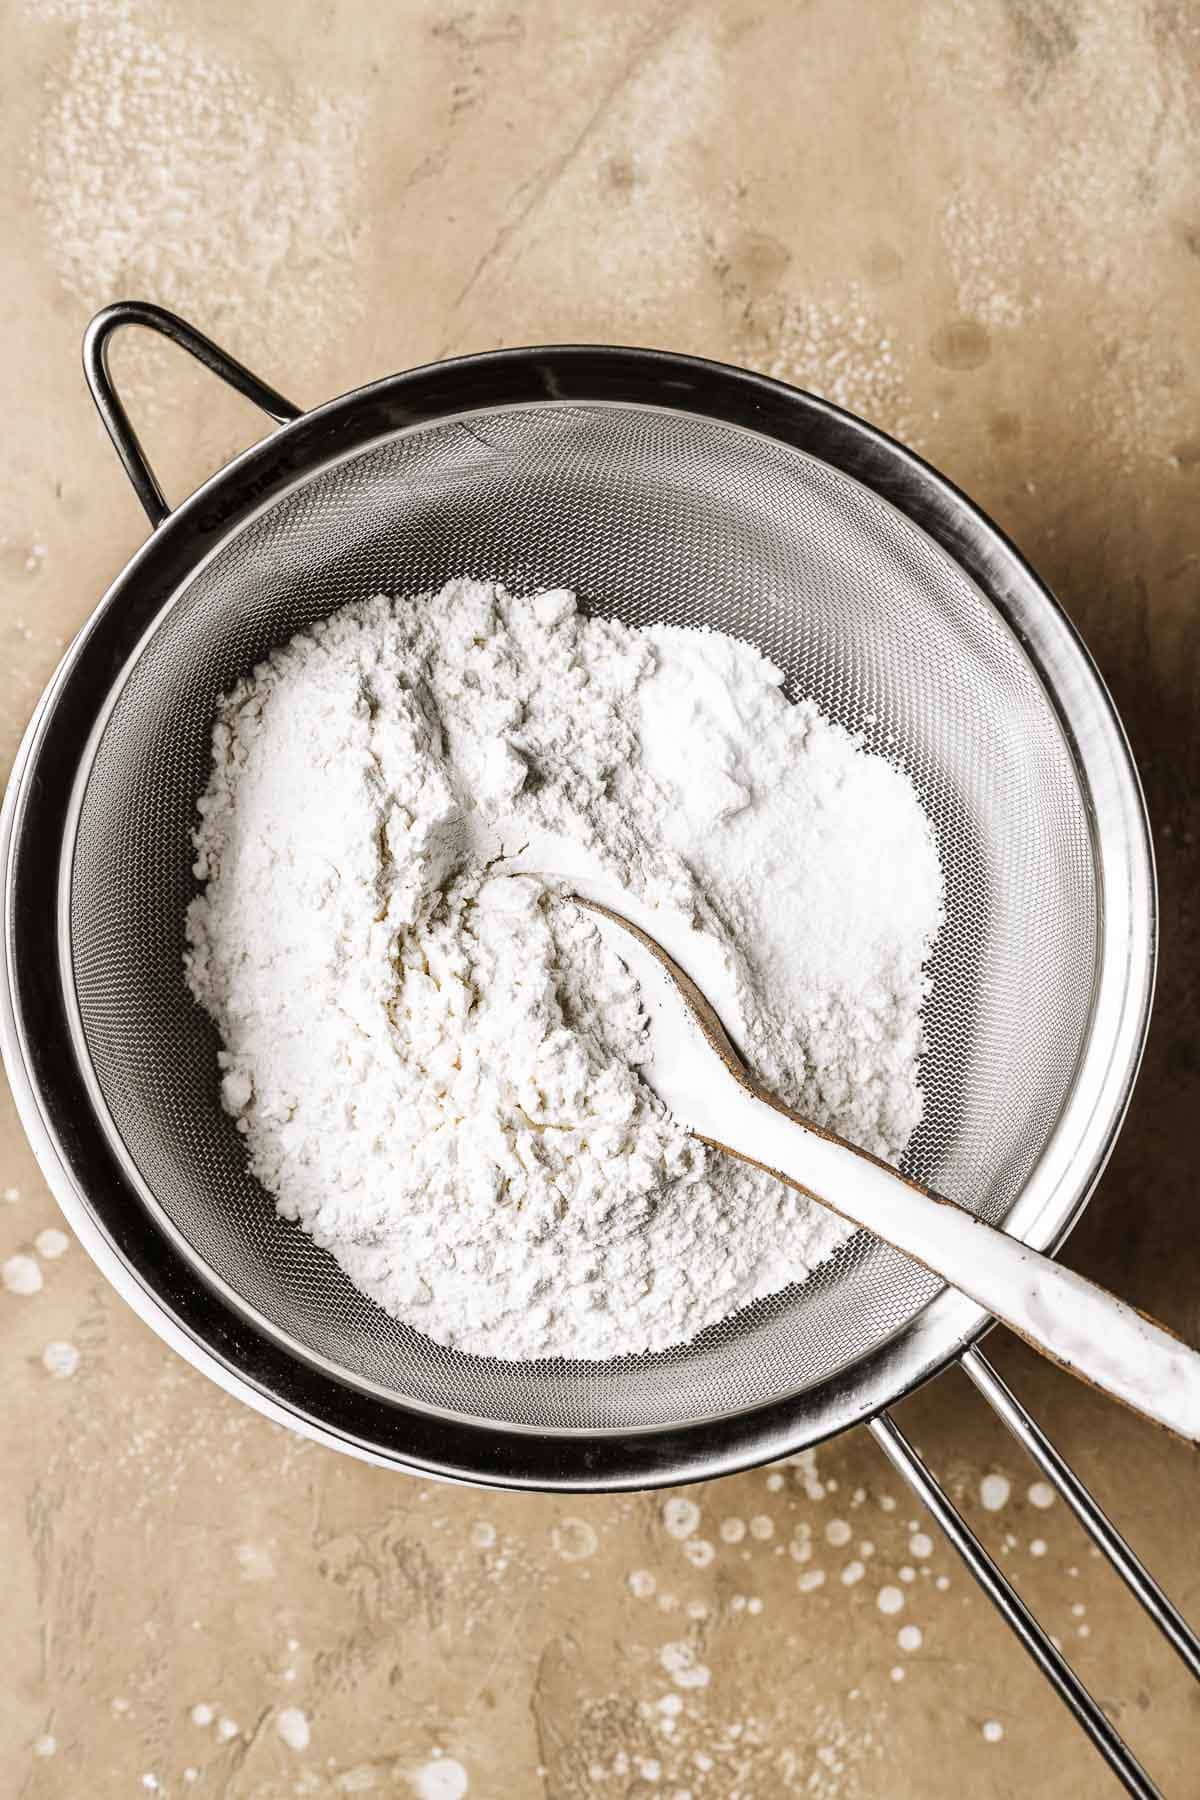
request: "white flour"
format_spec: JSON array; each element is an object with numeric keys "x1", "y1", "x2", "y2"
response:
[
  {"x1": 29, "y1": 0, "x2": 364, "y2": 378},
  {"x1": 185, "y1": 579, "x2": 942, "y2": 1359}
]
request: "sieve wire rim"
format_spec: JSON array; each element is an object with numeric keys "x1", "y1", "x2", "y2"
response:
[{"x1": 56, "y1": 398, "x2": 1087, "y2": 1429}]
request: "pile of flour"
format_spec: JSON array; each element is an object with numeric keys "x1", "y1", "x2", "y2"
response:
[{"x1": 185, "y1": 579, "x2": 943, "y2": 1360}]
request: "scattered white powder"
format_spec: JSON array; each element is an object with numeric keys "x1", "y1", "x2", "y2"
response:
[
  {"x1": 840, "y1": 1561, "x2": 865, "y2": 1587},
  {"x1": 629, "y1": 1570, "x2": 656, "y2": 1599},
  {"x1": 659, "y1": 1642, "x2": 711, "y2": 1689},
  {"x1": 189, "y1": 1704, "x2": 214, "y2": 1728},
  {"x1": 925, "y1": 3, "x2": 1196, "y2": 471},
  {"x1": 980, "y1": 1474, "x2": 1011, "y2": 1513},
  {"x1": 877, "y1": 1586, "x2": 904, "y2": 1615},
  {"x1": 765, "y1": 290, "x2": 917, "y2": 447},
  {"x1": 798, "y1": 1569, "x2": 826, "y2": 1593},
  {"x1": 898, "y1": 1625, "x2": 923, "y2": 1653},
  {"x1": 3, "y1": 1254, "x2": 42, "y2": 1295},
  {"x1": 825, "y1": 1520, "x2": 852, "y2": 1548},
  {"x1": 909, "y1": 1532, "x2": 933, "y2": 1560},
  {"x1": 720, "y1": 1518, "x2": 746, "y2": 1544},
  {"x1": 889, "y1": 1667, "x2": 905, "y2": 1684},
  {"x1": 2, "y1": 1186, "x2": 20, "y2": 1204},
  {"x1": 276, "y1": 1708, "x2": 310, "y2": 1752},
  {"x1": 186, "y1": 579, "x2": 941, "y2": 1359},
  {"x1": 790, "y1": 1449, "x2": 826, "y2": 1501},
  {"x1": 339, "y1": 1767, "x2": 381, "y2": 1792},
  {"x1": 216, "y1": 1718, "x2": 239, "y2": 1742},
  {"x1": 42, "y1": 1341, "x2": 80, "y2": 1379},
  {"x1": 1028, "y1": 1482, "x2": 1055, "y2": 1510},
  {"x1": 981, "y1": 1720, "x2": 1004, "y2": 1744},
  {"x1": 30, "y1": 0, "x2": 364, "y2": 379},
  {"x1": 410, "y1": 1759, "x2": 469, "y2": 1800},
  {"x1": 470, "y1": 1521, "x2": 496, "y2": 1551},
  {"x1": 34, "y1": 1227, "x2": 69, "y2": 1259},
  {"x1": 683, "y1": 1539, "x2": 714, "y2": 1568},
  {"x1": 236, "y1": 1543, "x2": 275, "y2": 1582},
  {"x1": 34, "y1": 1734, "x2": 57, "y2": 1757},
  {"x1": 552, "y1": 1518, "x2": 598, "y2": 1561},
  {"x1": 663, "y1": 1498, "x2": 701, "y2": 1541},
  {"x1": 1030, "y1": 1538, "x2": 1047, "y2": 1558}
]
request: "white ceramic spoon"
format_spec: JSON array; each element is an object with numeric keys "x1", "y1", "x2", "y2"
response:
[{"x1": 579, "y1": 895, "x2": 1200, "y2": 1447}]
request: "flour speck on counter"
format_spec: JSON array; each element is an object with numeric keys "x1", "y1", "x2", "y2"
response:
[{"x1": 186, "y1": 579, "x2": 942, "y2": 1359}]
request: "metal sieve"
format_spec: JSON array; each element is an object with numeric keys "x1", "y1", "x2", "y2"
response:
[{"x1": 2, "y1": 303, "x2": 1190, "y2": 1796}]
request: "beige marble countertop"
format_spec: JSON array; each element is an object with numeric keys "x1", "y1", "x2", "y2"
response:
[{"x1": 3, "y1": 2, "x2": 1199, "y2": 1795}]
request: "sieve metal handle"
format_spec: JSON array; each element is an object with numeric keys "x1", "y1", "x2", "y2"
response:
[
  {"x1": 872, "y1": 1349, "x2": 1200, "y2": 1798},
  {"x1": 82, "y1": 301, "x2": 303, "y2": 529},
  {"x1": 959, "y1": 1349, "x2": 1200, "y2": 1680}
]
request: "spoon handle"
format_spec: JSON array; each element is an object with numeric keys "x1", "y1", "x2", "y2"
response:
[{"x1": 710, "y1": 1084, "x2": 1200, "y2": 1447}]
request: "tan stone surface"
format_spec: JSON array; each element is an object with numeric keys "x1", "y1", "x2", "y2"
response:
[{"x1": 3, "y1": 1, "x2": 1199, "y2": 1795}]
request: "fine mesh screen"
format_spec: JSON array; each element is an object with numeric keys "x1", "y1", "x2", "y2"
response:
[{"x1": 68, "y1": 403, "x2": 1097, "y2": 1431}]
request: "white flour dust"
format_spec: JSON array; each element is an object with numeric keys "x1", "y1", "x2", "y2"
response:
[
  {"x1": 764, "y1": 288, "x2": 917, "y2": 448},
  {"x1": 3, "y1": 1253, "x2": 43, "y2": 1295},
  {"x1": 275, "y1": 1708, "x2": 310, "y2": 1752},
  {"x1": 42, "y1": 1340, "x2": 81, "y2": 1379},
  {"x1": 185, "y1": 579, "x2": 942, "y2": 1360},
  {"x1": 29, "y1": 0, "x2": 364, "y2": 364},
  {"x1": 411, "y1": 1759, "x2": 470, "y2": 1800}
]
